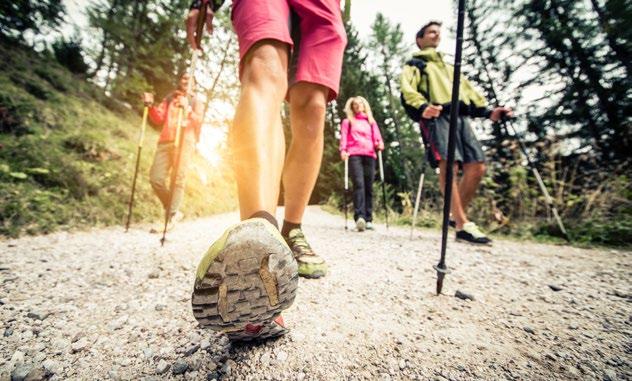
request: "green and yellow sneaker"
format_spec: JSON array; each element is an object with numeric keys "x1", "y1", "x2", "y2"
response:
[
  {"x1": 191, "y1": 218, "x2": 299, "y2": 341},
  {"x1": 456, "y1": 222, "x2": 492, "y2": 245},
  {"x1": 284, "y1": 228, "x2": 327, "y2": 279}
]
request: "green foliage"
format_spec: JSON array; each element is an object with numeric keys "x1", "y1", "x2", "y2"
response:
[
  {"x1": 0, "y1": 0, "x2": 64, "y2": 39},
  {"x1": 87, "y1": 0, "x2": 192, "y2": 104},
  {"x1": 52, "y1": 36, "x2": 89, "y2": 75},
  {"x1": 0, "y1": 39, "x2": 237, "y2": 237}
]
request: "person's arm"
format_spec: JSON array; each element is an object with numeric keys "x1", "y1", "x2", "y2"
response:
[
  {"x1": 461, "y1": 76, "x2": 491, "y2": 118},
  {"x1": 187, "y1": 0, "x2": 225, "y2": 50},
  {"x1": 400, "y1": 65, "x2": 428, "y2": 119},
  {"x1": 339, "y1": 119, "x2": 350, "y2": 160},
  {"x1": 371, "y1": 121, "x2": 384, "y2": 151}
]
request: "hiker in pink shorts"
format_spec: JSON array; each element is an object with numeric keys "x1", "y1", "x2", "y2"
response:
[{"x1": 186, "y1": 0, "x2": 347, "y2": 340}]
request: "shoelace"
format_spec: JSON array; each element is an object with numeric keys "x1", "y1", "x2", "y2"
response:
[{"x1": 288, "y1": 231, "x2": 315, "y2": 257}]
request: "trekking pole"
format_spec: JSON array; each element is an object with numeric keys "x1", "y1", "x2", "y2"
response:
[
  {"x1": 377, "y1": 150, "x2": 388, "y2": 228},
  {"x1": 502, "y1": 117, "x2": 570, "y2": 241},
  {"x1": 465, "y1": 15, "x2": 570, "y2": 242},
  {"x1": 410, "y1": 159, "x2": 427, "y2": 240},
  {"x1": 125, "y1": 103, "x2": 150, "y2": 232},
  {"x1": 435, "y1": 0, "x2": 466, "y2": 295},
  {"x1": 344, "y1": 157, "x2": 349, "y2": 230},
  {"x1": 160, "y1": 3, "x2": 207, "y2": 246}
]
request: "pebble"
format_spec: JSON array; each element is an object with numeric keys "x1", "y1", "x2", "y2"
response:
[
  {"x1": 260, "y1": 352, "x2": 271, "y2": 366},
  {"x1": 156, "y1": 360, "x2": 169, "y2": 375},
  {"x1": 26, "y1": 311, "x2": 49, "y2": 321},
  {"x1": 455, "y1": 290, "x2": 475, "y2": 301},
  {"x1": 42, "y1": 359, "x2": 61, "y2": 375},
  {"x1": 11, "y1": 364, "x2": 32, "y2": 381},
  {"x1": 275, "y1": 350, "x2": 288, "y2": 362},
  {"x1": 184, "y1": 343, "x2": 200, "y2": 356},
  {"x1": 142, "y1": 348, "x2": 154, "y2": 359},
  {"x1": 603, "y1": 369, "x2": 617, "y2": 381},
  {"x1": 200, "y1": 339, "x2": 211, "y2": 350},
  {"x1": 148, "y1": 271, "x2": 160, "y2": 279},
  {"x1": 71, "y1": 338, "x2": 89, "y2": 353},
  {"x1": 523, "y1": 326, "x2": 536, "y2": 335},
  {"x1": 221, "y1": 360, "x2": 235, "y2": 376},
  {"x1": 4, "y1": 327, "x2": 14, "y2": 337},
  {"x1": 548, "y1": 284, "x2": 563, "y2": 292},
  {"x1": 154, "y1": 304, "x2": 166, "y2": 311},
  {"x1": 172, "y1": 360, "x2": 189, "y2": 375}
]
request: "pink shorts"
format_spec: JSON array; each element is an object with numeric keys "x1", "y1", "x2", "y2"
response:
[{"x1": 231, "y1": 0, "x2": 347, "y2": 101}]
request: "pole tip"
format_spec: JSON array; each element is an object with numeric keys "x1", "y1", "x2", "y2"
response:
[{"x1": 436, "y1": 273, "x2": 445, "y2": 295}]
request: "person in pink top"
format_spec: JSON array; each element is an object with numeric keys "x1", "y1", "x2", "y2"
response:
[
  {"x1": 186, "y1": 0, "x2": 347, "y2": 341},
  {"x1": 339, "y1": 96, "x2": 385, "y2": 231}
]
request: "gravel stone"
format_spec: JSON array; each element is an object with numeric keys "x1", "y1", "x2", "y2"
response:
[
  {"x1": 11, "y1": 364, "x2": 32, "y2": 381},
  {"x1": 71, "y1": 338, "x2": 89, "y2": 353},
  {"x1": 454, "y1": 290, "x2": 475, "y2": 301},
  {"x1": 172, "y1": 360, "x2": 188, "y2": 375},
  {"x1": 0, "y1": 207, "x2": 629, "y2": 380},
  {"x1": 155, "y1": 360, "x2": 169, "y2": 375}
]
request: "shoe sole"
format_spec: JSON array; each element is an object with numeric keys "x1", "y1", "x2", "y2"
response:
[
  {"x1": 356, "y1": 219, "x2": 366, "y2": 232},
  {"x1": 191, "y1": 219, "x2": 299, "y2": 341},
  {"x1": 455, "y1": 237, "x2": 493, "y2": 246}
]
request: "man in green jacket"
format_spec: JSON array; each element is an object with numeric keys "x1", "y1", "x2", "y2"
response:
[{"x1": 401, "y1": 21, "x2": 512, "y2": 245}]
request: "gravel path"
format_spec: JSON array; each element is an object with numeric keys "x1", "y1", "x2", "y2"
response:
[{"x1": 1, "y1": 206, "x2": 631, "y2": 380}]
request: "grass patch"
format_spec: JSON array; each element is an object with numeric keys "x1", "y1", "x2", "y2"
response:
[{"x1": 0, "y1": 39, "x2": 237, "y2": 238}]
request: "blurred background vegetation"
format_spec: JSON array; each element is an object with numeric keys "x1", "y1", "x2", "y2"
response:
[{"x1": 0, "y1": 0, "x2": 629, "y2": 247}]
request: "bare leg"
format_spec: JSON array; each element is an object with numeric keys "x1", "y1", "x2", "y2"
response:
[
  {"x1": 438, "y1": 161, "x2": 469, "y2": 230},
  {"x1": 229, "y1": 41, "x2": 289, "y2": 220},
  {"x1": 458, "y1": 162, "x2": 486, "y2": 213},
  {"x1": 282, "y1": 82, "x2": 328, "y2": 223}
]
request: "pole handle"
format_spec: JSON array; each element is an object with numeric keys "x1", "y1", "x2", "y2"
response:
[
  {"x1": 344, "y1": 158, "x2": 349, "y2": 190},
  {"x1": 377, "y1": 151, "x2": 384, "y2": 181},
  {"x1": 138, "y1": 106, "x2": 149, "y2": 148},
  {"x1": 410, "y1": 172, "x2": 425, "y2": 239}
]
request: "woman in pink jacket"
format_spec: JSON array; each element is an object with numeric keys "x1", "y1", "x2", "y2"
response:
[{"x1": 339, "y1": 96, "x2": 384, "y2": 231}]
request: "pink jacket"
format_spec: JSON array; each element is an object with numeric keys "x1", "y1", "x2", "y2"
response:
[{"x1": 339, "y1": 113, "x2": 383, "y2": 159}]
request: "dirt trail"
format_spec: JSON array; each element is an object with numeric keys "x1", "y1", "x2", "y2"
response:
[{"x1": 1, "y1": 207, "x2": 630, "y2": 380}]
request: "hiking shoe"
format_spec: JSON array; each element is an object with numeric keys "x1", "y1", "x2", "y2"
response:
[
  {"x1": 149, "y1": 211, "x2": 183, "y2": 234},
  {"x1": 284, "y1": 228, "x2": 327, "y2": 279},
  {"x1": 366, "y1": 222, "x2": 374, "y2": 230},
  {"x1": 356, "y1": 217, "x2": 366, "y2": 232},
  {"x1": 456, "y1": 222, "x2": 492, "y2": 245},
  {"x1": 167, "y1": 211, "x2": 184, "y2": 231},
  {"x1": 191, "y1": 218, "x2": 299, "y2": 341}
]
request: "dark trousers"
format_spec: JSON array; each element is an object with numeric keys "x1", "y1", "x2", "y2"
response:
[{"x1": 349, "y1": 155, "x2": 376, "y2": 222}]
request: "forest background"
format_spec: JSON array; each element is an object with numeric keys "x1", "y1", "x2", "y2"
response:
[{"x1": 0, "y1": 0, "x2": 630, "y2": 246}]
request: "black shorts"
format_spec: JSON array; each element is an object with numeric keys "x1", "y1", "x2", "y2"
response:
[{"x1": 419, "y1": 115, "x2": 485, "y2": 169}]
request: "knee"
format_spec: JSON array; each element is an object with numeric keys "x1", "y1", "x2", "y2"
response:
[
  {"x1": 150, "y1": 178, "x2": 165, "y2": 191},
  {"x1": 473, "y1": 163, "x2": 486, "y2": 179},
  {"x1": 149, "y1": 172, "x2": 166, "y2": 190},
  {"x1": 241, "y1": 48, "x2": 288, "y2": 98},
  {"x1": 292, "y1": 94, "x2": 327, "y2": 140}
]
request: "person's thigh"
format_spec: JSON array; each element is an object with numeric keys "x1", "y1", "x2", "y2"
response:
[
  {"x1": 288, "y1": 0, "x2": 347, "y2": 102},
  {"x1": 149, "y1": 143, "x2": 173, "y2": 185},
  {"x1": 430, "y1": 115, "x2": 464, "y2": 164},
  {"x1": 349, "y1": 156, "x2": 364, "y2": 188},
  {"x1": 460, "y1": 117, "x2": 486, "y2": 165},
  {"x1": 232, "y1": 0, "x2": 293, "y2": 78}
]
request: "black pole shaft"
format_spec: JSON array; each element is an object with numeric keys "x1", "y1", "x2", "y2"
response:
[
  {"x1": 436, "y1": 0, "x2": 466, "y2": 295},
  {"x1": 125, "y1": 146, "x2": 143, "y2": 231}
]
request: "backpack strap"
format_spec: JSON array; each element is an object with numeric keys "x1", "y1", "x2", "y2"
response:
[{"x1": 405, "y1": 57, "x2": 431, "y2": 104}]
